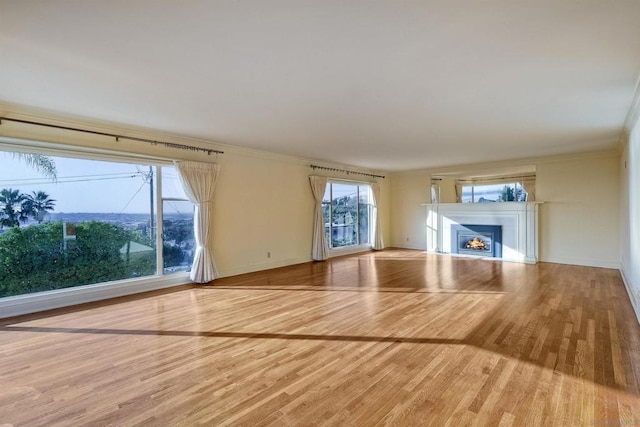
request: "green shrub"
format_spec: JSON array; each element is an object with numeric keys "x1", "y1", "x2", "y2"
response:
[{"x1": 0, "y1": 221, "x2": 156, "y2": 298}]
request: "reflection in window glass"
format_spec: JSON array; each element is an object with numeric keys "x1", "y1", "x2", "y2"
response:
[
  {"x1": 322, "y1": 185, "x2": 331, "y2": 204},
  {"x1": 162, "y1": 200, "x2": 194, "y2": 273},
  {"x1": 161, "y1": 167, "x2": 189, "y2": 199},
  {"x1": 359, "y1": 203, "x2": 370, "y2": 245}
]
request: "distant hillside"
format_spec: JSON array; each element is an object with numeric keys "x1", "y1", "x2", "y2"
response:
[{"x1": 48, "y1": 212, "x2": 191, "y2": 223}]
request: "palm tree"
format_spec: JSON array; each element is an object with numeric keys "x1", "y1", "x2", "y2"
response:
[
  {"x1": 11, "y1": 153, "x2": 57, "y2": 181},
  {"x1": 24, "y1": 191, "x2": 56, "y2": 223},
  {"x1": 0, "y1": 188, "x2": 27, "y2": 228}
]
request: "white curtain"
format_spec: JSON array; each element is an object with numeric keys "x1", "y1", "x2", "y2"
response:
[
  {"x1": 309, "y1": 176, "x2": 328, "y2": 261},
  {"x1": 175, "y1": 161, "x2": 220, "y2": 283},
  {"x1": 454, "y1": 183, "x2": 463, "y2": 203},
  {"x1": 521, "y1": 179, "x2": 536, "y2": 201},
  {"x1": 371, "y1": 182, "x2": 384, "y2": 250},
  {"x1": 430, "y1": 183, "x2": 440, "y2": 203}
]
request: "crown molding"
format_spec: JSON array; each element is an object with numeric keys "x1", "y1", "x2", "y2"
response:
[
  {"x1": 0, "y1": 101, "x2": 388, "y2": 177},
  {"x1": 617, "y1": 128, "x2": 630, "y2": 154},
  {"x1": 398, "y1": 147, "x2": 620, "y2": 176}
]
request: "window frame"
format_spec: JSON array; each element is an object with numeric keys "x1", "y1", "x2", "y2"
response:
[
  {"x1": 322, "y1": 179, "x2": 373, "y2": 251},
  {"x1": 0, "y1": 137, "x2": 194, "y2": 315}
]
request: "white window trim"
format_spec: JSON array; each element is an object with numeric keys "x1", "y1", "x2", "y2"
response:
[
  {"x1": 0, "y1": 136, "x2": 174, "y2": 165},
  {"x1": 324, "y1": 179, "x2": 374, "y2": 252},
  {"x1": 0, "y1": 272, "x2": 190, "y2": 319}
]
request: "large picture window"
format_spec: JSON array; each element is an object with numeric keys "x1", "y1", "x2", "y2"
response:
[
  {"x1": 322, "y1": 182, "x2": 372, "y2": 249},
  {"x1": 0, "y1": 149, "x2": 194, "y2": 299}
]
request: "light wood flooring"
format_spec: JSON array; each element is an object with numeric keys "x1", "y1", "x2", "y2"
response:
[{"x1": 1, "y1": 249, "x2": 639, "y2": 426}]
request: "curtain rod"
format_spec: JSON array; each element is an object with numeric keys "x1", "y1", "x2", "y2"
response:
[
  {"x1": 455, "y1": 173, "x2": 536, "y2": 183},
  {"x1": 310, "y1": 164, "x2": 384, "y2": 179},
  {"x1": 0, "y1": 117, "x2": 224, "y2": 155}
]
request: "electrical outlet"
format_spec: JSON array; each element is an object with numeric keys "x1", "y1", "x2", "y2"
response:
[
  {"x1": 406, "y1": 237, "x2": 409, "y2": 242},
  {"x1": 267, "y1": 251, "x2": 271, "y2": 258}
]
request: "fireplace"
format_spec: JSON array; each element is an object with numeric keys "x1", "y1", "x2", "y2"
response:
[
  {"x1": 451, "y1": 224, "x2": 502, "y2": 258},
  {"x1": 426, "y1": 203, "x2": 539, "y2": 263}
]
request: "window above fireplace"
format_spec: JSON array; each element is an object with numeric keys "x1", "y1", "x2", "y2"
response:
[
  {"x1": 431, "y1": 165, "x2": 536, "y2": 203},
  {"x1": 461, "y1": 182, "x2": 528, "y2": 203}
]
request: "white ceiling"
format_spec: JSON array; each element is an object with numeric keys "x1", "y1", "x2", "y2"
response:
[{"x1": 1, "y1": 1, "x2": 640, "y2": 171}]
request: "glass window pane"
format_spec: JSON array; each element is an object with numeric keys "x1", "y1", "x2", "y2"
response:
[
  {"x1": 358, "y1": 204, "x2": 370, "y2": 245},
  {"x1": 0, "y1": 152, "x2": 157, "y2": 298},
  {"x1": 162, "y1": 200, "x2": 194, "y2": 273},
  {"x1": 322, "y1": 202, "x2": 331, "y2": 245},
  {"x1": 331, "y1": 183, "x2": 357, "y2": 247},
  {"x1": 322, "y1": 184, "x2": 331, "y2": 203},
  {"x1": 461, "y1": 180, "x2": 532, "y2": 204},
  {"x1": 358, "y1": 185, "x2": 371, "y2": 204},
  {"x1": 475, "y1": 183, "x2": 503, "y2": 202},
  {"x1": 515, "y1": 183, "x2": 528, "y2": 201},
  {"x1": 161, "y1": 166, "x2": 189, "y2": 199},
  {"x1": 461, "y1": 186, "x2": 473, "y2": 203}
]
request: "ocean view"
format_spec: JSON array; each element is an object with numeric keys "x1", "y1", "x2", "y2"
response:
[{"x1": 1, "y1": 211, "x2": 190, "y2": 227}]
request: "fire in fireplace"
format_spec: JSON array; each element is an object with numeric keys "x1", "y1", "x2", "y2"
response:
[
  {"x1": 465, "y1": 236, "x2": 488, "y2": 251},
  {"x1": 451, "y1": 224, "x2": 502, "y2": 258},
  {"x1": 457, "y1": 232, "x2": 492, "y2": 254}
]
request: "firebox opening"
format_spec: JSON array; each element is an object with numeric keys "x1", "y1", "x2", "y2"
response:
[
  {"x1": 466, "y1": 236, "x2": 488, "y2": 250},
  {"x1": 451, "y1": 224, "x2": 502, "y2": 258}
]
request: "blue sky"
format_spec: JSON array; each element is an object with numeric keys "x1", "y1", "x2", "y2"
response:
[{"x1": 0, "y1": 152, "x2": 185, "y2": 213}]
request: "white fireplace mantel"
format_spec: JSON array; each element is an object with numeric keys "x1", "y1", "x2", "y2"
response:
[{"x1": 424, "y1": 202, "x2": 541, "y2": 264}]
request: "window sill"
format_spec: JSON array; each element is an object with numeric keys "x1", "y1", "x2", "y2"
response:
[{"x1": 0, "y1": 272, "x2": 191, "y2": 319}]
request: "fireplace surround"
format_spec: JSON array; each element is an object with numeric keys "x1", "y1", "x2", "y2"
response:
[
  {"x1": 425, "y1": 202, "x2": 540, "y2": 263},
  {"x1": 451, "y1": 224, "x2": 502, "y2": 258}
]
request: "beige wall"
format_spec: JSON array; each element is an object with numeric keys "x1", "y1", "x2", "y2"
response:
[
  {"x1": 214, "y1": 151, "x2": 391, "y2": 276},
  {"x1": 390, "y1": 151, "x2": 621, "y2": 268},
  {"x1": 536, "y1": 152, "x2": 619, "y2": 268},
  {"x1": 213, "y1": 152, "x2": 313, "y2": 276},
  {"x1": 390, "y1": 170, "x2": 429, "y2": 249},
  {"x1": 0, "y1": 112, "x2": 391, "y2": 279}
]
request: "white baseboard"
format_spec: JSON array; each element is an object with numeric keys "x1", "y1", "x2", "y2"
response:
[
  {"x1": 218, "y1": 256, "x2": 311, "y2": 278},
  {"x1": 620, "y1": 266, "x2": 640, "y2": 326},
  {"x1": 540, "y1": 256, "x2": 620, "y2": 270},
  {"x1": 390, "y1": 242, "x2": 427, "y2": 251},
  {"x1": 0, "y1": 273, "x2": 191, "y2": 319}
]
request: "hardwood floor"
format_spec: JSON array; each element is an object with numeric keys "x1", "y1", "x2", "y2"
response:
[{"x1": 1, "y1": 249, "x2": 639, "y2": 426}]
